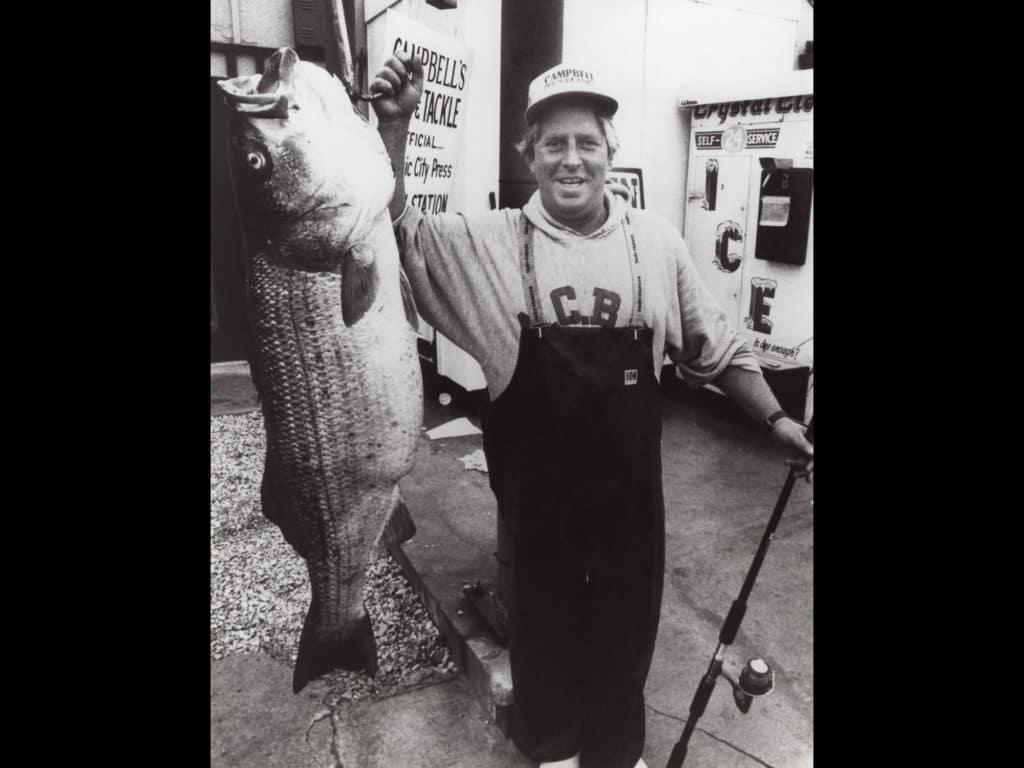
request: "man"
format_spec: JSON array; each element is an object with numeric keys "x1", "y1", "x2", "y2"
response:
[{"x1": 370, "y1": 52, "x2": 813, "y2": 768}]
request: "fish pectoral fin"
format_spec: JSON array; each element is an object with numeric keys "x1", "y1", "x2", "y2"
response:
[
  {"x1": 293, "y1": 609, "x2": 379, "y2": 693},
  {"x1": 399, "y1": 267, "x2": 419, "y2": 331},
  {"x1": 341, "y1": 245, "x2": 380, "y2": 327}
]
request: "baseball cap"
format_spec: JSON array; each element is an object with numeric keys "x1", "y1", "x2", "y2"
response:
[{"x1": 524, "y1": 63, "x2": 618, "y2": 124}]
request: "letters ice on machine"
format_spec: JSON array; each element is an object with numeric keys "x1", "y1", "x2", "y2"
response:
[{"x1": 679, "y1": 70, "x2": 814, "y2": 421}]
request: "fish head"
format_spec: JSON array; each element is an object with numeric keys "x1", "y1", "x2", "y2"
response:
[{"x1": 218, "y1": 48, "x2": 395, "y2": 267}]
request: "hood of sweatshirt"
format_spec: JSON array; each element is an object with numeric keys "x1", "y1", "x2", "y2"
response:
[{"x1": 522, "y1": 185, "x2": 631, "y2": 243}]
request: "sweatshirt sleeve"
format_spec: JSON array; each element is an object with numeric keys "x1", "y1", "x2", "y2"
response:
[
  {"x1": 664, "y1": 234, "x2": 763, "y2": 386},
  {"x1": 392, "y1": 204, "x2": 524, "y2": 388}
]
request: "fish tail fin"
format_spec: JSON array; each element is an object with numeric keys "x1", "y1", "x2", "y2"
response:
[
  {"x1": 399, "y1": 266, "x2": 419, "y2": 330},
  {"x1": 292, "y1": 607, "x2": 378, "y2": 694}
]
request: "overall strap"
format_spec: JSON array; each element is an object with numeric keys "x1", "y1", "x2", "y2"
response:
[
  {"x1": 518, "y1": 214, "x2": 547, "y2": 327},
  {"x1": 622, "y1": 210, "x2": 644, "y2": 328}
]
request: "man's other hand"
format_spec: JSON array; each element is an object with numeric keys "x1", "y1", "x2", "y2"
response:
[{"x1": 772, "y1": 418, "x2": 814, "y2": 481}]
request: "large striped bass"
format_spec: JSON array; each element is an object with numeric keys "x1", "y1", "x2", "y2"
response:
[{"x1": 217, "y1": 48, "x2": 423, "y2": 693}]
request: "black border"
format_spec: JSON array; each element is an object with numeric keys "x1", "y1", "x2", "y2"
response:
[{"x1": 84, "y1": 1, "x2": 955, "y2": 763}]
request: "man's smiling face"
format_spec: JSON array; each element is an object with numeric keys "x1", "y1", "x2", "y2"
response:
[{"x1": 529, "y1": 100, "x2": 611, "y2": 233}]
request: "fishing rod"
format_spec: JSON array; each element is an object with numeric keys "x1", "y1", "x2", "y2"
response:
[{"x1": 666, "y1": 417, "x2": 814, "y2": 768}]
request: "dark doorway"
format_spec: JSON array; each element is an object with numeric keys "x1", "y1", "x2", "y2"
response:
[
  {"x1": 210, "y1": 77, "x2": 249, "y2": 364},
  {"x1": 498, "y1": 0, "x2": 563, "y2": 210}
]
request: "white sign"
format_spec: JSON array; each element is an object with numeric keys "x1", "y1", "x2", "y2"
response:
[
  {"x1": 606, "y1": 167, "x2": 645, "y2": 209},
  {"x1": 370, "y1": 10, "x2": 474, "y2": 216}
]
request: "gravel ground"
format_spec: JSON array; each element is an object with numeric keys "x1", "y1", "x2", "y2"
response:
[{"x1": 211, "y1": 411, "x2": 457, "y2": 703}]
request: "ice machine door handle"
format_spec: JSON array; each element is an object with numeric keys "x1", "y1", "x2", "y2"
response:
[{"x1": 755, "y1": 165, "x2": 812, "y2": 265}]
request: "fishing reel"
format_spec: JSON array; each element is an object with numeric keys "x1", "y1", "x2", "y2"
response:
[{"x1": 718, "y1": 657, "x2": 774, "y2": 714}]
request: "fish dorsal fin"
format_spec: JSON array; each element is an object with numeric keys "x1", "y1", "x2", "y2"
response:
[
  {"x1": 341, "y1": 244, "x2": 379, "y2": 327},
  {"x1": 258, "y1": 47, "x2": 298, "y2": 94},
  {"x1": 399, "y1": 267, "x2": 419, "y2": 330}
]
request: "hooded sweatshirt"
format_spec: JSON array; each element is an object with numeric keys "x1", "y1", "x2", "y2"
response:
[{"x1": 394, "y1": 188, "x2": 761, "y2": 401}]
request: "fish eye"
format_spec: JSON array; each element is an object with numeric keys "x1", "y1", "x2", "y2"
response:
[{"x1": 237, "y1": 137, "x2": 272, "y2": 177}]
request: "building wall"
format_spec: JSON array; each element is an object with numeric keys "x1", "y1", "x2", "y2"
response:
[
  {"x1": 210, "y1": 0, "x2": 295, "y2": 46},
  {"x1": 794, "y1": 0, "x2": 813, "y2": 67},
  {"x1": 561, "y1": 0, "x2": 810, "y2": 234},
  {"x1": 210, "y1": 0, "x2": 295, "y2": 77},
  {"x1": 456, "y1": 0, "x2": 502, "y2": 216}
]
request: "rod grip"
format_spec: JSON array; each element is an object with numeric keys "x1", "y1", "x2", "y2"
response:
[
  {"x1": 666, "y1": 675, "x2": 716, "y2": 768},
  {"x1": 666, "y1": 740, "x2": 688, "y2": 768},
  {"x1": 688, "y1": 673, "x2": 716, "y2": 721},
  {"x1": 720, "y1": 599, "x2": 746, "y2": 645}
]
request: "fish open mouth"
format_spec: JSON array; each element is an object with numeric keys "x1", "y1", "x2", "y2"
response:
[
  {"x1": 220, "y1": 80, "x2": 290, "y2": 118},
  {"x1": 218, "y1": 47, "x2": 298, "y2": 119}
]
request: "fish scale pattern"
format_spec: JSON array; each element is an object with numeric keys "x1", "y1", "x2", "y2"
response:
[{"x1": 248, "y1": 236, "x2": 422, "y2": 675}]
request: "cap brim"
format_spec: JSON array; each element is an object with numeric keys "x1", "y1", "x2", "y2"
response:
[{"x1": 525, "y1": 92, "x2": 618, "y2": 124}]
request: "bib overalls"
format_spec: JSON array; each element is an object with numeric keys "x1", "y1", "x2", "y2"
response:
[{"x1": 481, "y1": 211, "x2": 666, "y2": 768}]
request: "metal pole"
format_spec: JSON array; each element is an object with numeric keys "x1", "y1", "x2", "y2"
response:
[{"x1": 326, "y1": 0, "x2": 358, "y2": 95}]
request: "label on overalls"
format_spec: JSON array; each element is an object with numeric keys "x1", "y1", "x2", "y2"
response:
[{"x1": 624, "y1": 369, "x2": 638, "y2": 385}]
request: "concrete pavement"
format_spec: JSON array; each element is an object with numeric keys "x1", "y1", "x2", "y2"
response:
[{"x1": 211, "y1": 653, "x2": 532, "y2": 767}]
